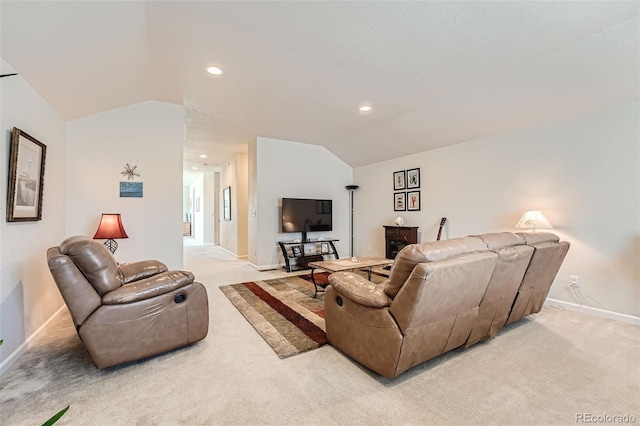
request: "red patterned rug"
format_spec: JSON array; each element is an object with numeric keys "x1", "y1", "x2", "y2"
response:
[{"x1": 219, "y1": 273, "x2": 331, "y2": 358}]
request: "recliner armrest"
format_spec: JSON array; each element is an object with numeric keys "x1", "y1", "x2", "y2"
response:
[
  {"x1": 118, "y1": 260, "x2": 168, "y2": 284},
  {"x1": 328, "y1": 272, "x2": 391, "y2": 308},
  {"x1": 103, "y1": 270, "x2": 194, "y2": 304}
]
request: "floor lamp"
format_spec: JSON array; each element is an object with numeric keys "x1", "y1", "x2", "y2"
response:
[{"x1": 345, "y1": 185, "x2": 359, "y2": 257}]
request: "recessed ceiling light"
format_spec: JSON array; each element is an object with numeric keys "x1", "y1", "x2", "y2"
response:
[
  {"x1": 200, "y1": 154, "x2": 208, "y2": 158},
  {"x1": 359, "y1": 104, "x2": 372, "y2": 113},
  {"x1": 192, "y1": 167, "x2": 198, "y2": 170},
  {"x1": 206, "y1": 66, "x2": 223, "y2": 75}
]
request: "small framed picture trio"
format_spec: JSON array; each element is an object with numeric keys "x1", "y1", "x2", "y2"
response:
[{"x1": 393, "y1": 167, "x2": 420, "y2": 211}]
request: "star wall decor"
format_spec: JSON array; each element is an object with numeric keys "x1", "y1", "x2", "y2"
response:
[{"x1": 121, "y1": 163, "x2": 140, "y2": 180}]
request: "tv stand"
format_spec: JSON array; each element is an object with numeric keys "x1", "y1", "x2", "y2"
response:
[{"x1": 278, "y1": 239, "x2": 339, "y2": 272}]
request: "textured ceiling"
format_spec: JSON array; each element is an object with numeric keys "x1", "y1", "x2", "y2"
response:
[{"x1": 1, "y1": 1, "x2": 638, "y2": 172}]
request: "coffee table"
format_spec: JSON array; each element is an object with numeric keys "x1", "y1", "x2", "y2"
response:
[{"x1": 307, "y1": 257, "x2": 394, "y2": 297}]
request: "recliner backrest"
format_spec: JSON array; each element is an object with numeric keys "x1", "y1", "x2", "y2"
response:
[
  {"x1": 59, "y1": 236, "x2": 122, "y2": 296},
  {"x1": 47, "y1": 245, "x2": 103, "y2": 327},
  {"x1": 385, "y1": 236, "x2": 489, "y2": 298},
  {"x1": 388, "y1": 238, "x2": 498, "y2": 375},
  {"x1": 466, "y1": 232, "x2": 534, "y2": 346},
  {"x1": 506, "y1": 232, "x2": 570, "y2": 324}
]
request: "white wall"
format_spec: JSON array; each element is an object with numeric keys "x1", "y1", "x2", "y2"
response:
[
  {"x1": 250, "y1": 137, "x2": 353, "y2": 269},
  {"x1": 220, "y1": 153, "x2": 248, "y2": 257},
  {"x1": 0, "y1": 58, "x2": 67, "y2": 374},
  {"x1": 354, "y1": 102, "x2": 639, "y2": 317},
  {"x1": 66, "y1": 101, "x2": 184, "y2": 269},
  {"x1": 190, "y1": 174, "x2": 205, "y2": 244},
  {"x1": 202, "y1": 171, "x2": 217, "y2": 244}
]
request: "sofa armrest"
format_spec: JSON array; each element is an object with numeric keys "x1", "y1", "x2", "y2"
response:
[
  {"x1": 328, "y1": 272, "x2": 391, "y2": 308},
  {"x1": 118, "y1": 260, "x2": 168, "y2": 284},
  {"x1": 103, "y1": 270, "x2": 194, "y2": 304}
]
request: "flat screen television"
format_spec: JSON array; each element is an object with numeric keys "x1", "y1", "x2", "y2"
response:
[{"x1": 281, "y1": 197, "x2": 332, "y2": 242}]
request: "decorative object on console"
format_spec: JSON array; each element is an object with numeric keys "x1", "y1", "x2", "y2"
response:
[
  {"x1": 120, "y1": 181, "x2": 143, "y2": 198},
  {"x1": 345, "y1": 185, "x2": 359, "y2": 257},
  {"x1": 406, "y1": 168, "x2": 420, "y2": 189},
  {"x1": 394, "y1": 193, "x2": 406, "y2": 211},
  {"x1": 6, "y1": 127, "x2": 47, "y2": 222},
  {"x1": 407, "y1": 191, "x2": 421, "y2": 211},
  {"x1": 120, "y1": 163, "x2": 140, "y2": 180},
  {"x1": 394, "y1": 216, "x2": 405, "y2": 226},
  {"x1": 93, "y1": 213, "x2": 129, "y2": 254},
  {"x1": 393, "y1": 170, "x2": 406, "y2": 190},
  {"x1": 515, "y1": 210, "x2": 553, "y2": 232}
]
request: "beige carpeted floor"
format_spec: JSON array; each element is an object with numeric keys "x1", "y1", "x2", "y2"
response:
[{"x1": 1, "y1": 242, "x2": 638, "y2": 425}]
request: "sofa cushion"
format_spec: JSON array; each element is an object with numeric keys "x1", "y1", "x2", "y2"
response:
[{"x1": 385, "y1": 236, "x2": 488, "y2": 298}]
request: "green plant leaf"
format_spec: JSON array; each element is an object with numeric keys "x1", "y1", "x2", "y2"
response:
[{"x1": 42, "y1": 405, "x2": 69, "y2": 426}]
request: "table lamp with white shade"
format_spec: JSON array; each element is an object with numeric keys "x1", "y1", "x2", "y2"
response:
[{"x1": 515, "y1": 210, "x2": 553, "y2": 232}]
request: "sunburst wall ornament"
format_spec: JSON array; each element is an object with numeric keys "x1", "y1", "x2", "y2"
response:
[{"x1": 121, "y1": 163, "x2": 140, "y2": 181}]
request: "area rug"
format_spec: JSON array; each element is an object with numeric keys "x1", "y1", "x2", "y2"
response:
[{"x1": 219, "y1": 272, "x2": 331, "y2": 359}]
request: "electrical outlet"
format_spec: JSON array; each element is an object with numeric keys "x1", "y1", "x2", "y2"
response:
[
  {"x1": 368, "y1": 245, "x2": 372, "y2": 252},
  {"x1": 570, "y1": 275, "x2": 580, "y2": 288}
]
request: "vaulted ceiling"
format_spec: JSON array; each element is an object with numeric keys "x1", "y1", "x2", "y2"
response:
[{"x1": 1, "y1": 1, "x2": 638, "y2": 172}]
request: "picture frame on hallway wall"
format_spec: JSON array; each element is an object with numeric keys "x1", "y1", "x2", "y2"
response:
[
  {"x1": 223, "y1": 186, "x2": 231, "y2": 220},
  {"x1": 6, "y1": 127, "x2": 47, "y2": 222},
  {"x1": 407, "y1": 191, "x2": 421, "y2": 211},
  {"x1": 394, "y1": 192, "x2": 406, "y2": 211},
  {"x1": 393, "y1": 170, "x2": 406, "y2": 190},
  {"x1": 406, "y1": 168, "x2": 420, "y2": 189}
]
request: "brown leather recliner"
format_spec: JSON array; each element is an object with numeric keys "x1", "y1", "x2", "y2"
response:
[
  {"x1": 47, "y1": 236, "x2": 209, "y2": 368},
  {"x1": 325, "y1": 232, "x2": 570, "y2": 378},
  {"x1": 325, "y1": 237, "x2": 498, "y2": 378}
]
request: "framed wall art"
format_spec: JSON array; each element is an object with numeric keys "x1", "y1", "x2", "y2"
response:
[
  {"x1": 407, "y1": 168, "x2": 420, "y2": 189},
  {"x1": 394, "y1": 192, "x2": 406, "y2": 211},
  {"x1": 393, "y1": 170, "x2": 406, "y2": 190},
  {"x1": 407, "y1": 191, "x2": 421, "y2": 211},
  {"x1": 120, "y1": 181, "x2": 143, "y2": 198},
  {"x1": 7, "y1": 127, "x2": 47, "y2": 222}
]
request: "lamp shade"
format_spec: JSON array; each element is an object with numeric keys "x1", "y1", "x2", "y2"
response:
[
  {"x1": 93, "y1": 214, "x2": 129, "y2": 240},
  {"x1": 515, "y1": 210, "x2": 553, "y2": 230}
]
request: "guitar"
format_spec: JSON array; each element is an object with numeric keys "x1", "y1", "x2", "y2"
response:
[{"x1": 436, "y1": 217, "x2": 447, "y2": 241}]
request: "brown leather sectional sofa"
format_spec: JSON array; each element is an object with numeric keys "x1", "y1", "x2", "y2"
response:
[
  {"x1": 47, "y1": 236, "x2": 209, "y2": 368},
  {"x1": 325, "y1": 232, "x2": 569, "y2": 378}
]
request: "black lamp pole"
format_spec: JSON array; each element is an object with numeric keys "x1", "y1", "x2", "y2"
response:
[{"x1": 345, "y1": 185, "x2": 359, "y2": 257}]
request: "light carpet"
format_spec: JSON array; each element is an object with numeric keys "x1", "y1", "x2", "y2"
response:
[{"x1": 1, "y1": 244, "x2": 638, "y2": 425}]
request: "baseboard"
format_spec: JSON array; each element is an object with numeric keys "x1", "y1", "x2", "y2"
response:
[
  {"x1": 545, "y1": 298, "x2": 640, "y2": 326},
  {"x1": 218, "y1": 246, "x2": 248, "y2": 260},
  {"x1": 247, "y1": 262, "x2": 283, "y2": 271},
  {"x1": 0, "y1": 305, "x2": 66, "y2": 377}
]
